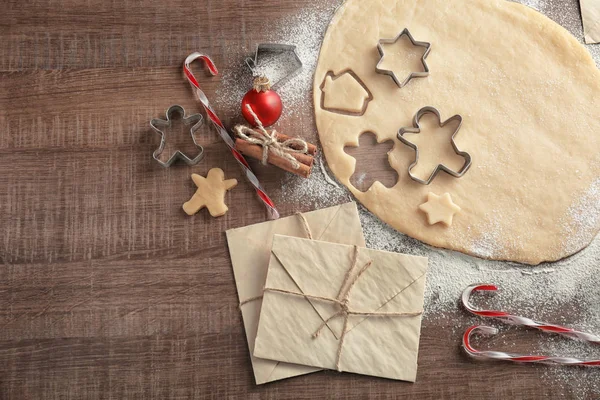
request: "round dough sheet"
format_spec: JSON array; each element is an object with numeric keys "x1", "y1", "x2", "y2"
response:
[{"x1": 313, "y1": 0, "x2": 600, "y2": 265}]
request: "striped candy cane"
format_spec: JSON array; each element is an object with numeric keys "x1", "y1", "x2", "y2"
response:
[
  {"x1": 184, "y1": 52, "x2": 280, "y2": 220},
  {"x1": 463, "y1": 325, "x2": 600, "y2": 367},
  {"x1": 462, "y1": 283, "x2": 600, "y2": 344}
]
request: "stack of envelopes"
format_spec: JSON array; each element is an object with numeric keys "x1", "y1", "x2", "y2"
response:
[{"x1": 226, "y1": 202, "x2": 428, "y2": 384}]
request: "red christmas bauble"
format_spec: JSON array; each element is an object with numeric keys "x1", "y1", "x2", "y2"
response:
[{"x1": 241, "y1": 77, "x2": 282, "y2": 127}]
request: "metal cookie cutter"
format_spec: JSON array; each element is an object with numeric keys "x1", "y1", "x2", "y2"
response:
[
  {"x1": 245, "y1": 43, "x2": 302, "y2": 90},
  {"x1": 398, "y1": 106, "x2": 472, "y2": 185},
  {"x1": 376, "y1": 28, "x2": 431, "y2": 88},
  {"x1": 150, "y1": 105, "x2": 205, "y2": 168}
]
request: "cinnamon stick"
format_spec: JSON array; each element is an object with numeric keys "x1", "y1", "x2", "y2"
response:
[
  {"x1": 235, "y1": 139, "x2": 314, "y2": 179},
  {"x1": 274, "y1": 132, "x2": 318, "y2": 156},
  {"x1": 234, "y1": 138, "x2": 314, "y2": 167}
]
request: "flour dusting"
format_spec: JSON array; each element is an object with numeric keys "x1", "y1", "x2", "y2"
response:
[
  {"x1": 216, "y1": 0, "x2": 599, "y2": 395},
  {"x1": 562, "y1": 179, "x2": 600, "y2": 254},
  {"x1": 469, "y1": 212, "x2": 503, "y2": 259},
  {"x1": 215, "y1": 3, "x2": 338, "y2": 118}
]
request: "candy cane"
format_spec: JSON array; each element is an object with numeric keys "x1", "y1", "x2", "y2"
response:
[
  {"x1": 462, "y1": 283, "x2": 600, "y2": 344},
  {"x1": 183, "y1": 52, "x2": 280, "y2": 220},
  {"x1": 463, "y1": 325, "x2": 600, "y2": 367}
]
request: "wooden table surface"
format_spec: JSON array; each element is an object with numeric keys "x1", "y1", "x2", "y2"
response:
[{"x1": 1, "y1": 0, "x2": 598, "y2": 398}]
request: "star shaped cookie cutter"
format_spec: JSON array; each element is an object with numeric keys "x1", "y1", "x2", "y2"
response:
[
  {"x1": 398, "y1": 106, "x2": 472, "y2": 185},
  {"x1": 376, "y1": 28, "x2": 431, "y2": 88},
  {"x1": 150, "y1": 105, "x2": 205, "y2": 168}
]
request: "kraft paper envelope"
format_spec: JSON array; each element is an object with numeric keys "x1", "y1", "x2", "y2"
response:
[
  {"x1": 254, "y1": 235, "x2": 428, "y2": 382},
  {"x1": 226, "y1": 202, "x2": 366, "y2": 384},
  {"x1": 581, "y1": 0, "x2": 600, "y2": 44}
]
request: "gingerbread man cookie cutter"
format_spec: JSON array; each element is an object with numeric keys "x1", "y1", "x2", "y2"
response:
[
  {"x1": 376, "y1": 28, "x2": 431, "y2": 88},
  {"x1": 150, "y1": 105, "x2": 205, "y2": 168},
  {"x1": 398, "y1": 106, "x2": 472, "y2": 185}
]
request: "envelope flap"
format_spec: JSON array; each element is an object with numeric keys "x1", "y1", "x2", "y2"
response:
[
  {"x1": 269, "y1": 235, "x2": 354, "y2": 300},
  {"x1": 330, "y1": 246, "x2": 427, "y2": 336},
  {"x1": 348, "y1": 248, "x2": 428, "y2": 317},
  {"x1": 305, "y1": 202, "x2": 366, "y2": 246}
]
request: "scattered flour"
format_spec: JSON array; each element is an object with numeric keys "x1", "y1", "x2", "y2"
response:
[
  {"x1": 562, "y1": 178, "x2": 600, "y2": 254},
  {"x1": 280, "y1": 153, "x2": 350, "y2": 211},
  {"x1": 468, "y1": 211, "x2": 503, "y2": 259},
  {"x1": 318, "y1": 157, "x2": 341, "y2": 189},
  {"x1": 249, "y1": 50, "x2": 303, "y2": 89},
  {"x1": 520, "y1": 0, "x2": 543, "y2": 10},
  {"x1": 215, "y1": 3, "x2": 339, "y2": 118},
  {"x1": 216, "y1": 0, "x2": 599, "y2": 395}
]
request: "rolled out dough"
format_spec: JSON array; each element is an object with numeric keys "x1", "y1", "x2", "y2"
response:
[{"x1": 313, "y1": 0, "x2": 600, "y2": 265}]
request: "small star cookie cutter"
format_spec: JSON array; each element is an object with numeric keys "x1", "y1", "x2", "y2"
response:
[
  {"x1": 245, "y1": 43, "x2": 303, "y2": 90},
  {"x1": 150, "y1": 105, "x2": 205, "y2": 168},
  {"x1": 398, "y1": 106, "x2": 472, "y2": 185},
  {"x1": 376, "y1": 28, "x2": 431, "y2": 88}
]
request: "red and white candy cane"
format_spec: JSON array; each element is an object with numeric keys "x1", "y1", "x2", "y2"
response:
[
  {"x1": 463, "y1": 325, "x2": 600, "y2": 367},
  {"x1": 462, "y1": 283, "x2": 600, "y2": 344},
  {"x1": 183, "y1": 52, "x2": 280, "y2": 220}
]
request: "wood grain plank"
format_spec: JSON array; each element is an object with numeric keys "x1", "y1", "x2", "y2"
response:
[
  {"x1": 0, "y1": 0, "x2": 307, "y2": 71},
  {"x1": 0, "y1": 256, "x2": 241, "y2": 338},
  {"x1": 0, "y1": 327, "x2": 567, "y2": 399}
]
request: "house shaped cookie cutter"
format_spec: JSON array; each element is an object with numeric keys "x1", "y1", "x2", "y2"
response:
[{"x1": 245, "y1": 43, "x2": 302, "y2": 90}]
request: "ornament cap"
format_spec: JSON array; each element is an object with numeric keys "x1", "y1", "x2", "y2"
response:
[{"x1": 253, "y1": 76, "x2": 272, "y2": 92}]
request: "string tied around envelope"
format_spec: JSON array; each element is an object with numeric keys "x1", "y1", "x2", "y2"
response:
[
  {"x1": 234, "y1": 104, "x2": 309, "y2": 170},
  {"x1": 262, "y1": 245, "x2": 423, "y2": 372},
  {"x1": 295, "y1": 212, "x2": 313, "y2": 240}
]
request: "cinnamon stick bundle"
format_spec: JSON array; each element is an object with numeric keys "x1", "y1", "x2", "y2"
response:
[{"x1": 235, "y1": 138, "x2": 315, "y2": 179}]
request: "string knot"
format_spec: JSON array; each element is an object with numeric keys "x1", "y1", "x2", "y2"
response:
[
  {"x1": 263, "y1": 132, "x2": 277, "y2": 147},
  {"x1": 234, "y1": 104, "x2": 309, "y2": 170},
  {"x1": 340, "y1": 299, "x2": 350, "y2": 315}
]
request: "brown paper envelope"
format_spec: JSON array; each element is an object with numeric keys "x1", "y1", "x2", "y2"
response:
[
  {"x1": 225, "y1": 202, "x2": 365, "y2": 384},
  {"x1": 254, "y1": 235, "x2": 428, "y2": 382},
  {"x1": 581, "y1": 0, "x2": 600, "y2": 44}
]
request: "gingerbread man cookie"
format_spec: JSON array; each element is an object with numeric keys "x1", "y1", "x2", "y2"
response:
[{"x1": 183, "y1": 168, "x2": 238, "y2": 217}]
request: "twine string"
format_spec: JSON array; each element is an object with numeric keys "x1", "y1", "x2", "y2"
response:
[
  {"x1": 295, "y1": 212, "x2": 313, "y2": 240},
  {"x1": 234, "y1": 104, "x2": 309, "y2": 169},
  {"x1": 263, "y1": 246, "x2": 423, "y2": 372}
]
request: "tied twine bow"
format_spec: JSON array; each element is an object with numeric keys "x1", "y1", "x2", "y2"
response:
[
  {"x1": 235, "y1": 104, "x2": 309, "y2": 170},
  {"x1": 263, "y1": 246, "x2": 423, "y2": 372}
]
